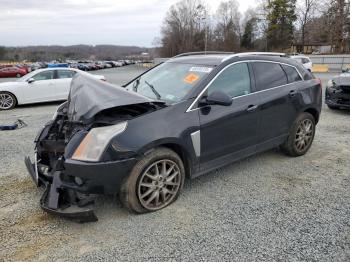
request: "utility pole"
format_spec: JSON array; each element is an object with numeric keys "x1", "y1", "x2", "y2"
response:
[
  {"x1": 205, "y1": 19, "x2": 208, "y2": 54},
  {"x1": 204, "y1": 9, "x2": 208, "y2": 54}
]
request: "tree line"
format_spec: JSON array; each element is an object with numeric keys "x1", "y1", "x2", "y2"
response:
[
  {"x1": 157, "y1": 0, "x2": 350, "y2": 56},
  {"x1": 0, "y1": 45, "x2": 151, "y2": 62}
]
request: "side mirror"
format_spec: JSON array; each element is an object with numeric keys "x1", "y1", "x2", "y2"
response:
[
  {"x1": 201, "y1": 91, "x2": 232, "y2": 107},
  {"x1": 342, "y1": 68, "x2": 348, "y2": 73},
  {"x1": 27, "y1": 78, "x2": 35, "y2": 83}
]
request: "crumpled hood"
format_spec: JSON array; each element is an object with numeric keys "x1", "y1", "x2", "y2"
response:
[
  {"x1": 67, "y1": 73, "x2": 159, "y2": 122},
  {"x1": 333, "y1": 76, "x2": 350, "y2": 86}
]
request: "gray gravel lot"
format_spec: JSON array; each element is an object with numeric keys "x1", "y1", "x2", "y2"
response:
[{"x1": 0, "y1": 67, "x2": 349, "y2": 261}]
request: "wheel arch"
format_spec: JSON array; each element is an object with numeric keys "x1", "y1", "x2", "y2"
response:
[
  {"x1": 141, "y1": 141, "x2": 193, "y2": 179},
  {"x1": 160, "y1": 143, "x2": 192, "y2": 179},
  {"x1": 0, "y1": 90, "x2": 18, "y2": 107},
  {"x1": 303, "y1": 107, "x2": 319, "y2": 124}
]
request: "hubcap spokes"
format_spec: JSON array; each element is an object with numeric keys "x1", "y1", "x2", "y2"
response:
[
  {"x1": 295, "y1": 119, "x2": 313, "y2": 151},
  {"x1": 138, "y1": 160, "x2": 181, "y2": 210},
  {"x1": 0, "y1": 94, "x2": 13, "y2": 109}
]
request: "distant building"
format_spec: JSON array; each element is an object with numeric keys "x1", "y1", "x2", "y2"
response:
[{"x1": 290, "y1": 43, "x2": 332, "y2": 54}]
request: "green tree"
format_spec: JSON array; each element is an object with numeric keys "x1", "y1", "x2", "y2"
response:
[
  {"x1": 214, "y1": 0, "x2": 241, "y2": 52},
  {"x1": 159, "y1": 0, "x2": 209, "y2": 57},
  {"x1": 266, "y1": 0, "x2": 297, "y2": 51},
  {"x1": 241, "y1": 18, "x2": 256, "y2": 49},
  {"x1": 0, "y1": 46, "x2": 6, "y2": 60}
]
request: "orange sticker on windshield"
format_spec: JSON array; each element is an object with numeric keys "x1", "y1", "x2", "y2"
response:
[{"x1": 184, "y1": 73, "x2": 200, "y2": 84}]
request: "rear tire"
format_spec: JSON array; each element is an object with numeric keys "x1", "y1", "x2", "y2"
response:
[
  {"x1": 281, "y1": 112, "x2": 315, "y2": 157},
  {"x1": 16, "y1": 73, "x2": 21, "y2": 78},
  {"x1": 0, "y1": 92, "x2": 17, "y2": 110},
  {"x1": 120, "y1": 147, "x2": 185, "y2": 213}
]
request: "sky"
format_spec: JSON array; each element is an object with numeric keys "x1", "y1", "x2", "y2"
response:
[{"x1": 0, "y1": 0, "x2": 256, "y2": 47}]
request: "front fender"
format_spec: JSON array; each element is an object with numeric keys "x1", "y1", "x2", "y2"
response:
[{"x1": 0, "y1": 84, "x2": 25, "y2": 104}]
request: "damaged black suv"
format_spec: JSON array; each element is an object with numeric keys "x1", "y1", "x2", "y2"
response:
[
  {"x1": 325, "y1": 69, "x2": 350, "y2": 110},
  {"x1": 25, "y1": 52, "x2": 322, "y2": 222}
]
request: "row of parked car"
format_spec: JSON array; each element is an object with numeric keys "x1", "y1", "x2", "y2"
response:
[
  {"x1": 0, "y1": 60, "x2": 136, "y2": 78},
  {"x1": 69, "y1": 60, "x2": 135, "y2": 71}
]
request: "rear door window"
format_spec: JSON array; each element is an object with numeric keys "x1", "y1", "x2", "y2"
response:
[
  {"x1": 282, "y1": 65, "x2": 302, "y2": 83},
  {"x1": 57, "y1": 70, "x2": 76, "y2": 79},
  {"x1": 252, "y1": 62, "x2": 287, "y2": 91}
]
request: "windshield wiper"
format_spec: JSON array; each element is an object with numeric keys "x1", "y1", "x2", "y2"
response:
[
  {"x1": 133, "y1": 77, "x2": 141, "y2": 92},
  {"x1": 145, "y1": 80, "x2": 161, "y2": 100}
]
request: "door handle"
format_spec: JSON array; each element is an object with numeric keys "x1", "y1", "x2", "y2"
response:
[
  {"x1": 289, "y1": 90, "x2": 297, "y2": 97},
  {"x1": 246, "y1": 104, "x2": 258, "y2": 112}
]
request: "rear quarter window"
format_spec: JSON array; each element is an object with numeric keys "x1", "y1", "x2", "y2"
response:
[{"x1": 282, "y1": 65, "x2": 302, "y2": 83}]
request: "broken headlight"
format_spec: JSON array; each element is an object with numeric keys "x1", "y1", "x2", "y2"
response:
[
  {"x1": 52, "y1": 102, "x2": 68, "y2": 120},
  {"x1": 72, "y1": 121, "x2": 127, "y2": 162},
  {"x1": 327, "y1": 80, "x2": 338, "y2": 89}
]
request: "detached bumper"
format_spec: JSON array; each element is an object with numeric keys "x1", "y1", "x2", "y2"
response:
[
  {"x1": 40, "y1": 182, "x2": 98, "y2": 223},
  {"x1": 25, "y1": 156, "x2": 98, "y2": 223},
  {"x1": 25, "y1": 154, "x2": 137, "y2": 222}
]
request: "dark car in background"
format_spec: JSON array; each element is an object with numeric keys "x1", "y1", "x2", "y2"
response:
[
  {"x1": 326, "y1": 70, "x2": 350, "y2": 109},
  {"x1": 77, "y1": 63, "x2": 90, "y2": 71},
  {"x1": 25, "y1": 52, "x2": 322, "y2": 222}
]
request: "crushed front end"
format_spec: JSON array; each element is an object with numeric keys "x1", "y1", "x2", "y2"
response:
[
  {"x1": 25, "y1": 103, "x2": 100, "y2": 222},
  {"x1": 326, "y1": 78, "x2": 350, "y2": 109},
  {"x1": 25, "y1": 73, "x2": 164, "y2": 222}
]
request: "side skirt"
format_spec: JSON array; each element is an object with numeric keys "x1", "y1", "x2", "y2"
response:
[{"x1": 191, "y1": 134, "x2": 287, "y2": 179}]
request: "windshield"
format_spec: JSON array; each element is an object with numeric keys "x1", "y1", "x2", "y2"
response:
[{"x1": 125, "y1": 62, "x2": 213, "y2": 104}]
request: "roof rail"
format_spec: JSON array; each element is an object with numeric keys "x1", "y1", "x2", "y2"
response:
[
  {"x1": 222, "y1": 52, "x2": 288, "y2": 62},
  {"x1": 172, "y1": 51, "x2": 235, "y2": 58}
]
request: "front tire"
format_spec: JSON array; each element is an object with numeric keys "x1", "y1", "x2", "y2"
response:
[
  {"x1": 0, "y1": 92, "x2": 17, "y2": 110},
  {"x1": 281, "y1": 112, "x2": 316, "y2": 157},
  {"x1": 120, "y1": 147, "x2": 185, "y2": 213}
]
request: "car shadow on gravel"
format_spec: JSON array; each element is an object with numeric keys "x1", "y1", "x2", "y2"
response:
[
  {"x1": 14, "y1": 101, "x2": 63, "y2": 110},
  {"x1": 90, "y1": 148, "x2": 293, "y2": 221}
]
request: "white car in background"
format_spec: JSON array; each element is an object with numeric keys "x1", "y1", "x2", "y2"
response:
[
  {"x1": 290, "y1": 55, "x2": 313, "y2": 72},
  {"x1": 0, "y1": 68, "x2": 105, "y2": 110}
]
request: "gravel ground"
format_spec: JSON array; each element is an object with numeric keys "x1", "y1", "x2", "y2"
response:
[{"x1": 0, "y1": 67, "x2": 349, "y2": 261}]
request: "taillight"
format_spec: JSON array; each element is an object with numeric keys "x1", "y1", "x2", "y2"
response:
[{"x1": 315, "y1": 78, "x2": 322, "y2": 88}]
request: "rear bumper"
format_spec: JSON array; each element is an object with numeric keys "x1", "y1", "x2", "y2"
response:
[{"x1": 25, "y1": 155, "x2": 137, "y2": 222}]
